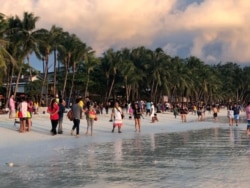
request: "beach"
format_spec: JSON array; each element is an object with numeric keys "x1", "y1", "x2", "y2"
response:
[{"x1": 1, "y1": 108, "x2": 250, "y2": 188}]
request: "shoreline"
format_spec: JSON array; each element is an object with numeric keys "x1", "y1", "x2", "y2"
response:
[{"x1": 0, "y1": 108, "x2": 247, "y2": 148}]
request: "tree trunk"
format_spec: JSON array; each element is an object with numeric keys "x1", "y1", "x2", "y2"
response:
[
  {"x1": 84, "y1": 70, "x2": 90, "y2": 98},
  {"x1": 107, "y1": 77, "x2": 115, "y2": 100},
  {"x1": 40, "y1": 58, "x2": 49, "y2": 106},
  {"x1": 69, "y1": 62, "x2": 76, "y2": 103},
  {"x1": 53, "y1": 50, "x2": 57, "y2": 96},
  {"x1": 62, "y1": 56, "x2": 70, "y2": 100},
  {"x1": 13, "y1": 65, "x2": 23, "y2": 98},
  {"x1": 5, "y1": 65, "x2": 15, "y2": 108}
]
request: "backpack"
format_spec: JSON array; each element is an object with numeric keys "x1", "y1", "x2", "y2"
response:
[{"x1": 67, "y1": 109, "x2": 74, "y2": 121}]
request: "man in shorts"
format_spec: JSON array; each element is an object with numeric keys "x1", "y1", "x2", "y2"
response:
[{"x1": 233, "y1": 103, "x2": 241, "y2": 126}]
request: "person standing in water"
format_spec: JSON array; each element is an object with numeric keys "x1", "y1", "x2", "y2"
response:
[
  {"x1": 133, "y1": 103, "x2": 142, "y2": 132},
  {"x1": 85, "y1": 105, "x2": 97, "y2": 136},
  {"x1": 111, "y1": 101, "x2": 124, "y2": 133}
]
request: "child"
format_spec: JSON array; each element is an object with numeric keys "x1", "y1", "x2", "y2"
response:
[
  {"x1": 86, "y1": 105, "x2": 96, "y2": 136},
  {"x1": 173, "y1": 105, "x2": 178, "y2": 118},
  {"x1": 151, "y1": 113, "x2": 158, "y2": 123},
  {"x1": 128, "y1": 105, "x2": 133, "y2": 119},
  {"x1": 227, "y1": 106, "x2": 234, "y2": 126}
]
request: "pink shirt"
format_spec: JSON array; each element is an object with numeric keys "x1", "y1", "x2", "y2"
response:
[
  {"x1": 246, "y1": 106, "x2": 250, "y2": 120},
  {"x1": 9, "y1": 98, "x2": 15, "y2": 110}
]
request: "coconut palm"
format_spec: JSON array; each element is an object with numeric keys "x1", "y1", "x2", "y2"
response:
[
  {"x1": 101, "y1": 48, "x2": 122, "y2": 101},
  {"x1": 57, "y1": 32, "x2": 81, "y2": 99},
  {"x1": 34, "y1": 25, "x2": 64, "y2": 101}
]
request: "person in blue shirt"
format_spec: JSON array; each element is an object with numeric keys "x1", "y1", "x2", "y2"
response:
[{"x1": 145, "y1": 101, "x2": 151, "y2": 116}]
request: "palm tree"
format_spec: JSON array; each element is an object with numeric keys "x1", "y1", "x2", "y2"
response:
[
  {"x1": 0, "y1": 13, "x2": 10, "y2": 73},
  {"x1": 33, "y1": 25, "x2": 64, "y2": 104},
  {"x1": 57, "y1": 32, "x2": 80, "y2": 99},
  {"x1": 146, "y1": 48, "x2": 171, "y2": 102},
  {"x1": 102, "y1": 48, "x2": 122, "y2": 101},
  {"x1": 17, "y1": 12, "x2": 39, "y2": 80},
  {"x1": 130, "y1": 46, "x2": 149, "y2": 100},
  {"x1": 82, "y1": 49, "x2": 97, "y2": 98}
]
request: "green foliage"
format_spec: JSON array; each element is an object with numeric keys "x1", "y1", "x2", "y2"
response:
[{"x1": 1, "y1": 11, "x2": 250, "y2": 105}]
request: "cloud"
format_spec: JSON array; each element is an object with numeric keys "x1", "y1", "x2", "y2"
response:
[{"x1": 1, "y1": 0, "x2": 250, "y2": 64}]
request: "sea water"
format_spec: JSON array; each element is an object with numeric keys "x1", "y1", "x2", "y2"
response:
[{"x1": 1, "y1": 126, "x2": 250, "y2": 188}]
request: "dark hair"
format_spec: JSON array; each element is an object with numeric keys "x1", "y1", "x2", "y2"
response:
[
  {"x1": 75, "y1": 98, "x2": 80, "y2": 103},
  {"x1": 21, "y1": 96, "x2": 26, "y2": 102},
  {"x1": 50, "y1": 99, "x2": 56, "y2": 109}
]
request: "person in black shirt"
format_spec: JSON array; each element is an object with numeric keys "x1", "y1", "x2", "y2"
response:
[
  {"x1": 232, "y1": 103, "x2": 241, "y2": 126},
  {"x1": 133, "y1": 103, "x2": 142, "y2": 132},
  {"x1": 58, "y1": 98, "x2": 66, "y2": 134}
]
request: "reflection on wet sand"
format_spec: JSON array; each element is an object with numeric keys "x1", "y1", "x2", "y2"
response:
[{"x1": 1, "y1": 127, "x2": 250, "y2": 187}]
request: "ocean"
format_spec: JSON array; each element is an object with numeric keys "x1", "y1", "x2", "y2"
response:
[{"x1": 1, "y1": 125, "x2": 250, "y2": 188}]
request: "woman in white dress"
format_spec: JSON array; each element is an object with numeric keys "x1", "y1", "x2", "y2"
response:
[{"x1": 111, "y1": 102, "x2": 124, "y2": 133}]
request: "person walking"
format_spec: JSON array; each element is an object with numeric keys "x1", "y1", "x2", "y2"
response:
[
  {"x1": 47, "y1": 98, "x2": 59, "y2": 135},
  {"x1": 111, "y1": 101, "x2": 124, "y2": 133},
  {"x1": 71, "y1": 98, "x2": 82, "y2": 137},
  {"x1": 212, "y1": 105, "x2": 218, "y2": 122},
  {"x1": 104, "y1": 101, "x2": 109, "y2": 114},
  {"x1": 85, "y1": 105, "x2": 97, "y2": 136},
  {"x1": 173, "y1": 105, "x2": 178, "y2": 118},
  {"x1": 8, "y1": 94, "x2": 15, "y2": 119},
  {"x1": 232, "y1": 103, "x2": 241, "y2": 126},
  {"x1": 180, "y1": 104, "x2": 188, "y2": 122},
  {"x1": 145, "y1": 101, "x2": 151, "y2": 116},
  {"x1": 227, "y1": 105, "x2": 234, "y2": 126},
  {"x1": 245, "y1": 102, "x2": 250, "y2": 136},
  {"x1": 58, "y1": 98, "x2": 66, "y2": 134},
  {"x1": 150, "y1": 102, "x2": 155, "y2": 121},
  {"x1": 27, "y1": 98, "x2": 34, "y2": 129},
  {"x1": 133, "y1": 103, "x2": 142, "y2": 132}
]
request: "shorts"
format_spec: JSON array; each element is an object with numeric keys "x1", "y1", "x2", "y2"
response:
[
  {"x1": 146, "y1": 109, "x2": 150, "y2": 113},
  {"x1": 20, "y1": 117, "x2": 27, "y2": 121},
  {"x1": 113, "y1": 123, "x2": 123, "y2": 127},
  {"x1": 234, "y1": 114, "x2": 239, "y2": 120},
  {"x1": 134, "y1": 115, "x2": 141, "y2": 119},
  {"x1": 213, "y1": 113, "x2": 217, "y2": 118}
]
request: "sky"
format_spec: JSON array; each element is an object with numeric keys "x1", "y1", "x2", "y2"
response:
[{"x1": 1, "y1": 0, "x2": 250, "y2": 71}]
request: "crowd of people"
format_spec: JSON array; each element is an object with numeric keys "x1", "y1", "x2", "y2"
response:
[{"x1": 7, "y1": 94, "x2": 250, "y2": 137}]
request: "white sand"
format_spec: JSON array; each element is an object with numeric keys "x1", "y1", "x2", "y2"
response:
[{"x1": 0, "y1": 108, "x2": 244, "y2": 150}]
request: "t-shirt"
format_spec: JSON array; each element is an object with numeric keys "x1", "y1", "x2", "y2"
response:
[
  {"x1": 233, "y1": 106, "x2": 240, "y2": 115},
  {"x1": 47, "y1": 103, "x2": 59, "y2": 120},
  {"x1": 58, "y1": 103, "x2": 65, "y2": 118},
  {"x1": 146, "y1": 102, "x2": 151, "y2": 110},
  {"x1": 20, "y1": 101, "x2": 28, "y2": 118},
  {"x1": 133, "y1": 108, "x2": 141, "y2": 118},
  {"x1": 9, "y1": 98, "x2": 15, "y2": 110},
  {"x1": 246, "y1": 106, "x2": 250, "y2": 120},
  {"x1": 72, "y1": 103, "x2": 82, "y2": 120}
]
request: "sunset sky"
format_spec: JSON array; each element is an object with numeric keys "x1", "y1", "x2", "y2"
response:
[{"x1": 1, "y1": 0, "x2": 250, "y2": 69}]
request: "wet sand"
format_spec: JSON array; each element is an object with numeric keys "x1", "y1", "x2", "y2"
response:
[{"x1": 0, "y1": 108, "x2": 249, "y2": 187}]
